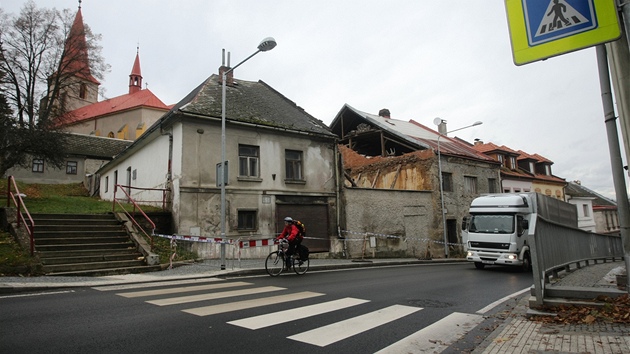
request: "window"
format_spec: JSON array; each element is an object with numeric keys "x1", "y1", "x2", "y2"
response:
[
  {"x1": 496, "y1": 154, "x2": 504, "y2": 165},
  {"x1": 32, "y1": 159, "x2": 44, "y2": 173},
  {"x1": 464, "y1": 176, "x2": 478, "y2": 194},
  {"x1": 488, "y1": 178, "x2": 497, "y2": 193},
  {"x1": 441, "y1": 172, "x2": 453, "y2": 192},
  {"x1": 66, "y1": 161, "x2": 78, "y2": 175},
  {"x1": 582, "y1": 204, "x2": 590, "y2": 217},
  {"x1": 529, "y1": 162, "x2": 535, "y2": 173},
  {"x1": 79, "y1": 83, "x2": 87, "y2": 99},
  {"x1": 285, "y1": 150, "x2": 303, "y2": 180},
  {"x1": 237, "y1": 210, "x2": 257, "y2": 230},
  {"x1": 239, "y1": 145, "x2": 260, "y2": 178},
  {"x1": 509, "y1": 157, "x2": 517, "y2": 170}
]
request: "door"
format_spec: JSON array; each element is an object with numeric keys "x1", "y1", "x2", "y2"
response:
[{"x1": 276, "y1": 204, "x2": 329, "y2": 252}]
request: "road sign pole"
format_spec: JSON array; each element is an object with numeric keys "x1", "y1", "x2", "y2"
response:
[{"x1": 596, "y1": 44, "x2": 630, "y2": 293}]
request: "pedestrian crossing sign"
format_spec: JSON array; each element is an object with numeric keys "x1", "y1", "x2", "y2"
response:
[{"x1": 505, "y1": 0, "x2": 621, "y2": 65}]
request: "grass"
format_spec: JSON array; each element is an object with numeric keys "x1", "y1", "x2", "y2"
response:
[
  {"x1": 1, "y1": 180, "x2": 197, "y2": 274},
  {"x1": 0, "y1": 231, "x2": 42, "y2": 276}
]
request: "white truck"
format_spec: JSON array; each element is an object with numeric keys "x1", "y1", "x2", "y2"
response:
[{"x1": 462, "y1": 192, "x2": 577, "y2": 271}]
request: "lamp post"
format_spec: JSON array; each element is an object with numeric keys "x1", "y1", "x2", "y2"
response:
[
  {"x1": 434, "y1": 119, "x2": 482, "y2": 258},
  {"x1": 220, "y1": 37, "x2": 276, "y2": 270}
]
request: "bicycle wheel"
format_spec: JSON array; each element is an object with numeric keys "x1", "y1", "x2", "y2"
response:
[
  {"x1": 265, "y1": 251, "x2": 284, "y2": 277},
  {"x1": 293, "y1": 257, "x2": 309, "y2": 275}
]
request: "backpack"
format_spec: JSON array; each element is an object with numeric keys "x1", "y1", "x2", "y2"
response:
[
  {"x1": 294, "y1": 220, "x2": 306, "y2": 237},
  {"x1": 299, "y1": 244, "x2": 309, "y2": 260}
]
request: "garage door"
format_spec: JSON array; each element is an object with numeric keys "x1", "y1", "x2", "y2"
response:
[{"x1": 276, "y1": 204, "x2": 329, "y2": 252}]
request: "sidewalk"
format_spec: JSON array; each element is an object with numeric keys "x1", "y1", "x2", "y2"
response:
[
  {"x1": 473, "y1": 260, "x2": 630, "y2": 354},
  {"x1": 1, "y1": 258, "x2": 628, "y2": 353}
]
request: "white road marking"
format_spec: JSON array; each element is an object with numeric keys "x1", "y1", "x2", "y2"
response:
[
  {"x1": 228, "y1": 297, "x2": 369, "y2": 329},
  {"x1": 375, "y1": 312, "x2": 484, "y2": 353},
  {"x1": 92, "y1": 278, "x2": 224, "y2": 291},
  {"x1": 287, "y1": 304, "x2": 421, "y2": 347},
  {"x1": 116, "y1": 281, "x2": 251, "y2": 298},
  {"x1": 186, "y1": 291, "x2": 325, "y2": 317},
  {"x1": 0, "y1": 290, "x2": 75, "y2": 299},
  {"x1": 146, "y1": 286, "x2": 286, "y2": 306},
  {"x1": 476, "y1": 287, "x2": 530, "y2": 314}
]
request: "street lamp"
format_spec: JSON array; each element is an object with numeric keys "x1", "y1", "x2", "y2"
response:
[
  {"x1": 434, "y1": 118, "x2": 482, "y2": 258},
  {"x1": 220, "y1": 37, "x2": 277, "y2": 270}
]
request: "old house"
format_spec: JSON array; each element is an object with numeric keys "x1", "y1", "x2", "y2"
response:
[
  {"x1": 4, "y1": 133, "x2": 131, "y2": 188},
  {"x1": 96, "y1": 69, "x2": 338, "y2": 258},
  {"x1": 565, "y1": 181, "x2": 619, "y2": 234},
  {"x1": 330, "y1": 105, "x2": 499, "y2": 258},
  {"x1": 472, "y1": 141, "x2": 567, "y2": 199}
]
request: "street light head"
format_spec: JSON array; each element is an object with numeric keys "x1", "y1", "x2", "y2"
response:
[
  {"x1": 258, "y1": 37, "x2": 277, "y2": 52},
  {"x1": 473, "y1": 121, "x2": 483, "y2": 126}
]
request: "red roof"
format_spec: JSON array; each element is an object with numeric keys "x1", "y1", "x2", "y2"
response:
[
  {"x1": 61, "y1": 8, "x2": 100, "y2": 85},
  {"x1": 62, "y1": 89, "x2": 169, "y2": 125}
]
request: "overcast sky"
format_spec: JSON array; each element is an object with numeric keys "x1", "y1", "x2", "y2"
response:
[{"x1": 3, "y1": 0, "x2": 626, "y2": 200}]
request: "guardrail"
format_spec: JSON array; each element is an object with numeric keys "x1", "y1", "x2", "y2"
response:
[
  {"x1": 530, "y1": 216, "x2": 625, "y2": 305},
  {"x1": 112, "y1": 184, "x2": 157, "y2": 249},
  {"x1": 6, "y1": 176, "x2": 35, "y2": 255}
]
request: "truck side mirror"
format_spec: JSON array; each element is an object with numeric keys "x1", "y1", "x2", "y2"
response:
[{"x1": 522, "y1": 219, "x2": 529, "y2": 230}]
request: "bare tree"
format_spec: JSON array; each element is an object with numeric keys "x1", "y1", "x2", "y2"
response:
[{"x1": 0, "y1": 1, "x2": 108, "y2": 177}]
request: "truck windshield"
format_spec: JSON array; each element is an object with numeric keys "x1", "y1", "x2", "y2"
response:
[{"x1": 468, "y1": 214, "x2": 514, "y2": 234}]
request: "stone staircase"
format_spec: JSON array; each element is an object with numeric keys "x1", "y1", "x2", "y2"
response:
[{"x1": 31, "y1": 213, "x2": 161, "y2": 276}]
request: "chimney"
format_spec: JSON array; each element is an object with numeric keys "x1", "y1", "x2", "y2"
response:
[
  {"x1": 378, "y1": 108, "x2": 391, "y2": 118},
  {"x1": 218, "y1": 66, "x2": 234, "y2": 86},
  {"x1": 218, "y1": 49, "x2": 234, "y2": 86},
  {"x1": 474, "y1": 138, "x2": 483, "y2": 146},
  {"x1": 438, "y1": 120, "x2": 447, "y2": 135}
]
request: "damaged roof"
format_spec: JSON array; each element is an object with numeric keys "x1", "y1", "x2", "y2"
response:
[{"x1": 330, "y1": 104, "x2": 495, "y2": 163}]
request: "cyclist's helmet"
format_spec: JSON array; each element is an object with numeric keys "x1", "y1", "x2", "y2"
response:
[{"x1": 284, "y1": 216, "x2": 293, "y2": 222}]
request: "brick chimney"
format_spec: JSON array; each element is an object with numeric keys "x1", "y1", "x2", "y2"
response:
[
  {"x1": 218, "y1": 65, "x2": 234, "y2": 86},
  {"x1": 474, "y1": 138, "x2": 483, "y2": 146},
  {"x1": 378, "y1": 108, "x2": 391, "y2": 118}
]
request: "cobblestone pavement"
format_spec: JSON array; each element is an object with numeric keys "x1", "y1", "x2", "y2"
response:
[{"x1": 473, "y1": 261, "x2": 630, "y2": 354}]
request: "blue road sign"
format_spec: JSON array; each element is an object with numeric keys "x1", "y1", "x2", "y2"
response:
[{"x1": 523, "y1": 0, "x2": 597, "y2": 46}]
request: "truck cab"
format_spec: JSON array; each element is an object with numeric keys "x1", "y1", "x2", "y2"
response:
[{"x1": 462, "y1": 193, "x2": 534, "y2": 271}]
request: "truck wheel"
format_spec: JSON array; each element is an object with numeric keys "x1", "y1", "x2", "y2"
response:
[
  {"x1": 474, "y1": 262, "x2": 485, "y2": 269},
  {"x1": 521, "y1": 253, "x2": 531, "y2": 272}
]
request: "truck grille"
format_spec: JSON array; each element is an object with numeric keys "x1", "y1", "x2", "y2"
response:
[{"x1": 469, "y1": 241, "x2": 510, "y2": 250}]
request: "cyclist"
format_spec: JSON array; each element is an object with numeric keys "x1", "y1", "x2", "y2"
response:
[{"x1": 275, "y1": 216, "x2": 303, "y2": 269}]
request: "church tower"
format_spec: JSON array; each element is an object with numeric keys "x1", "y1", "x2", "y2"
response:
[
  {"x1": 58, "y1": 1, "x2": 100, "y2": 112},
  {"x1": 129, "y1": 48, "x2": 143, "y2": 94}
]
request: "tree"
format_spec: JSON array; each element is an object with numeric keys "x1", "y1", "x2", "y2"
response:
[{"x1": 0, "y1": 1, "x2": 108, "y2": 177}]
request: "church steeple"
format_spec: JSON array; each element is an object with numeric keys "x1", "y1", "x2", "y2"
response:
[
  {"x1": 129, "y1": 47, "x2": 143, "y2": 94},
  {"x1": 62, "y1": 2, "x2": 99, "y2": 85}
]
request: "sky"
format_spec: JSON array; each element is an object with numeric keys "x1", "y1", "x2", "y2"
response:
[{"x1": 1, "y1": 0, "x2": 627, "y2": 200}]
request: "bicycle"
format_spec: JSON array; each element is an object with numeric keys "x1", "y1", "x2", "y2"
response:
[{"x1": 265, "y1": 239, "x2": 309, "y2": 276}]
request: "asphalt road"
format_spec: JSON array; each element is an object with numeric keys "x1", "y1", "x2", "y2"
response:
[{"x1": 0, "y1": 263, "x2": 533, "y2": 353}]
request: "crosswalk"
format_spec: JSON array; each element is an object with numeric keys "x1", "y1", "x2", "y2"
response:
[{"x1": 93, "y1": 279, "x2": 484, "y2": 352}]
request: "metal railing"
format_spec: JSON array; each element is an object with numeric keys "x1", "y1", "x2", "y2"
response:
[
  {"x1": 112, "y1": 184, "x2": 157, "y2": 249},
  {"x1": 530, "y1": 216, "x2": 624, "y2": 305},
  {"x1": 6, "y1": 176, "x2": 35, "y2": 255}
]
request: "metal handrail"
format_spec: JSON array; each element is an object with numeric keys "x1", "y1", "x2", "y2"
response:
[
  {"x1": 530, "y1": 216, "x2": 625, "y2": 305},
  {"x1": 6, "y1": 176, "x2": 35, "y2": 255},
  {"x1": 112, "y1": 184, "x2": 156, "y2": 249}
]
